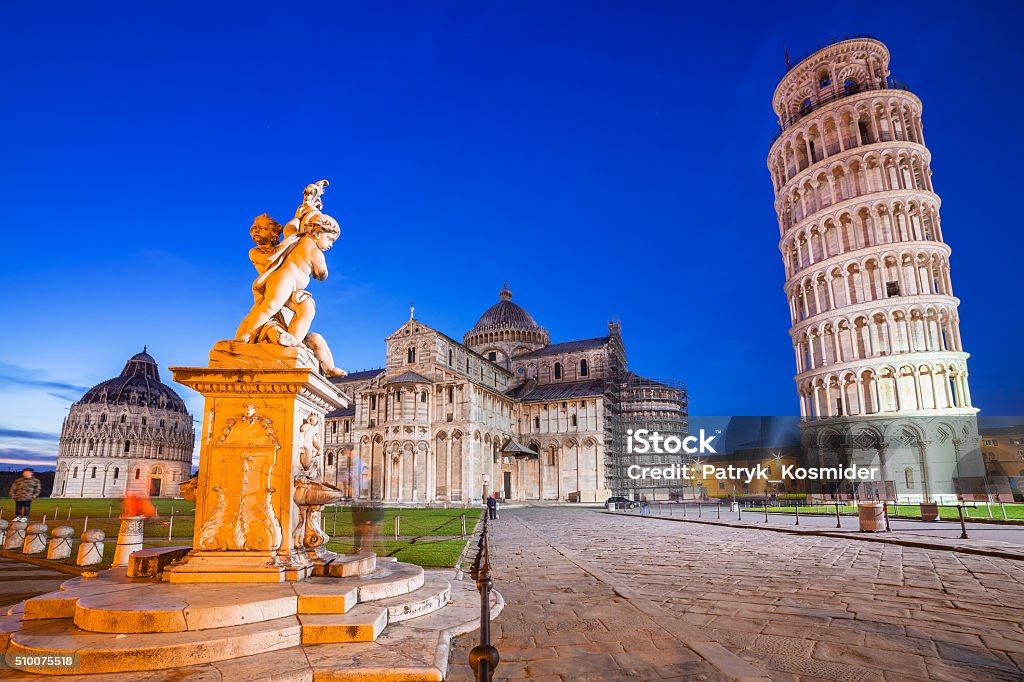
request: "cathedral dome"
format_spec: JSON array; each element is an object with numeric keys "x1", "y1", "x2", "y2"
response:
[
  {"x1": 464, "y1": 284, "x2": 550, "y2": 358},
  {"x1": 470, "y1": 284, "x2": 544, "y2": 333},
  {"x1": 78, "y1": 348, "x2": 188, "y2": 414}
]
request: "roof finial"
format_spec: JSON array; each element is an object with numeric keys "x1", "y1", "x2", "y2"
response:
[
  {"x1": 499, "y1": 281, "x2": 512, "y2": 302},
  {"x1": 409, "y1": 300, "x2": 415, "y2": 319},
  {"x1": 143, "y1": 345, "x2": 148, "y2": 353}
]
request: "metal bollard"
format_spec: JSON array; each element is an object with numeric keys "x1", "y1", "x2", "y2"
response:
[
  {"x1": 957, "y1": 505, "x2": 968, "y2": 539},
  {"x1": 461, "y1": 513, "x2": 467, "y2": 538},
  {"x1": 698, "y1": 503, "x2": 702, "y2": 518},
  {"x1": 835, "y1": 503, "x2": 842, "y2": 528},
  {"x1": 795, "y1": 504, "x2": 800, "y2": 526},
  {"x1": 394, "y1": 514, "x2": 400, "y2": 541},
  {"x1": 717, "y1": 504, "x2": 721, "y2": 519}
]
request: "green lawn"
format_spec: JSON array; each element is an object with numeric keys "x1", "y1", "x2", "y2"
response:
[
  {"x1": 0, "y1": 498, "x2": 479, "y2": 569},
  {"x1": 325, "y1": 538, "x2": 469, "y2": 567},
  {"x1": 756, "y1": 502, "x2": 1024, "y2": 520}
]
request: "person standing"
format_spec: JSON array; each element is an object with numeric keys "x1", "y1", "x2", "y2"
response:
[
  {"x1": 486, "y1": 493, "x2": 498, "y2": 520},
  {"x1": 10, "y1": 468, "x2": 42, "y2": 521}
]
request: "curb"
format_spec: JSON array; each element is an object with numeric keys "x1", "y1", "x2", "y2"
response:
[
  {"x1": 604, "y1": 512, "x2": 1024, "y2": 561},
  {"x1": 0, "y1": 550, "x2": 89, "y2": 576}
]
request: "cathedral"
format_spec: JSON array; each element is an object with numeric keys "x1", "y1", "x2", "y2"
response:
[
  {"x1": 322, "y1": 285, "x2": 687, "y2": 504},
  {"x1": 52, "y1": 350, "x2": 196, "y2": 499}
]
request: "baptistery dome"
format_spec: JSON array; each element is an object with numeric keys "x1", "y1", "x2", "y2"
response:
[
  {"x1": 53, "y1": 349, "x2": 195, "y2": 499},
  {"x1": 78, "y1": 349, "x2": 188, "y2": 414},
  {"x1": 464, "y1": 284, "x2": 550, "y2": 369}
]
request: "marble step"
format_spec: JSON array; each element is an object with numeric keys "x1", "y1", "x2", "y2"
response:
[
  {"x1": 372, "y1": 574, "x2": 451, "y2": 623},
  {"x1": 6, "y1": 614, "x2": 301, "y2": 675},
  {"x1": 352, "y1": 561, "x2": 424, "y2": 603},
  {"x1": 298, "y1": 605, "x2": 388, "y2": 644},
  {"x1": 72, "y1": 582, "x2": 298, "y2": 634}
]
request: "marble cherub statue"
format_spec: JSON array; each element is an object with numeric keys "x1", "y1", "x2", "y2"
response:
[{"x1": 235, "y1": 180, "x2": 347, "y2": 378}]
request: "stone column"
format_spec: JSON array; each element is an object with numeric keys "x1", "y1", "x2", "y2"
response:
[
  {"x1": 3, "y1": 521, "x2": 27, "y2": 551},
  {"x1": 47, "y1": 526, "x2": 74, "y2": 560},
  {"x1": 165, "y1": 341, "x2": 348, "y2": 583},
  {"x1": 112, "y1": 516, "x2": 145, "y2": 567},
  {"x1": 22, "y1": 523, "x2": 48, "y2": 555},
  {"x1": 76, "y1": 529, "x2": 105, "y2": 566}
]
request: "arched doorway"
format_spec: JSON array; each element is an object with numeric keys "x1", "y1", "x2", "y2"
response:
[{"x1": 149, "y1": 466, "x2": 164, "y2": 497}]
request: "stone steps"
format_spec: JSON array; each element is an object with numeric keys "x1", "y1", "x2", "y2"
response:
[
  {"x1": 0, "y1": 570, "x2": 501, "y2": 680},
  {"x1": 298, "y1": 605, "x2": 388, "y2": 644},
  {"x1": 7, "y1": 614, "x2": 302, "y2": 675},
  {"x1": 373, "y1": 574, "x2": 452, "y2": 623}
]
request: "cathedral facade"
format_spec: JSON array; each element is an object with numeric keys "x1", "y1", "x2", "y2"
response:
[
  {"x1": 52, "y1": 350, "x2": 195, "y2": 499},
  {"x1": 322, "y1": 285, "x2": 687, "y2": 504}
]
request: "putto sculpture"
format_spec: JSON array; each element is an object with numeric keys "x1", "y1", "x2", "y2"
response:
[{"x1": 235, "y1": 179, "x2": 347, "y2": 377}]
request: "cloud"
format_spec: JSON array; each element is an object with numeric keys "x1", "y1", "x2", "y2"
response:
[
  {"x1": 0, "y1": 362, "x2": 90, "y2": 394},
  {"x1": 0, "y1": 428, "x2": 60, "y2": 441},
  {"x1": 0, "y1": 446, "x2": 57, "y2": 467}
]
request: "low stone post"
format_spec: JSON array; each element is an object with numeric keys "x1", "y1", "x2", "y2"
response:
[
  {"x1": 3, "y1": 521, "x2": 27, "y2": 551},
  {"x1": 112, "y1": 515, "x2": 146, "y2": 567},
  {"x1": 47, "y1": 526, "x2": 75, "y2": 560},
  {"x1": 22, "y1": 523, "x2": 48, "y2": 555},
  {"x1": 0, "y1": 519, "x2": 7, "y2": 547},
  {"x1": 76, "y1": 529, "x2": 105, "y2": 566}
]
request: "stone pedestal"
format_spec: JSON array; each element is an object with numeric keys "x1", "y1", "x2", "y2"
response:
[
  {"x1": 22, "y1": 522, "x2": 48, "y2": 555},
  {"x1": 76, "y1": 529, "x2": 105, "y2": 566},
  {"x1": 165, "y1": 341, "x2": 348, "y2": 583},
  {"x1": 47, "y1": 526, "x2": 75, "y2": 560},
  {"x1": 3, "y1": 521, "x2": 27, "y2": 550},
  {"x1": 111, "y1": 516, "x2": 146, "y2": 567}
]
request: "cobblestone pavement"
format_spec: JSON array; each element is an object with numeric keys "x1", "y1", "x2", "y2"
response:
[{"x1": 449, "y1": 507, "x2": 1024, "y2": 681}]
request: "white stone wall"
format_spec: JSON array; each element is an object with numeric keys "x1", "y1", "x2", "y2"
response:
[{"x1": 53, "y1": 402, "x2": 195, "y2": 498}]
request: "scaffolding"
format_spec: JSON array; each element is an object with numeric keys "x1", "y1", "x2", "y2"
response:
[{"x1": 605, "y1": 373, "x2": 689, "y2": 500}]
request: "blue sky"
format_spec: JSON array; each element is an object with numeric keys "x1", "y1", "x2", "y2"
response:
[{"x1": 2, "y1": 2, "x2": 1022, "y2": 469}]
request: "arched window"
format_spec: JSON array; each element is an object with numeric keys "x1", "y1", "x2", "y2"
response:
[
  {"x1": 120, "y1": 414, "x2": 126, "y2": 423},
  {"x1": 844, "y1": 79, "x2": 859, "y2": 95},
  {"x1": 89, "y1": 440, "x2": 95, "y2": 451},
  {"x1": 72, "y1": 467, "x2": 78, "y2": 479},
  {"x1": 135, "y1": 468, "x2": 141, "y2": 480},
  {"x1": 554, "y1": 362, "x2": 562, "y2": 380},
  {"x1": 100, "y1": 413, "x2": 107, "y2": 423},
  {"x1": 91, "y1": 467, "x2": 96, "y2": 479},
  {"x1": 580, "y1": 359, "x2": 589, "y2": 377},
  {"x1": 160, "y1": 418, "x2": 165, "y2": 427},
  {"x1": 420, "y1": 391, "x2": 427, "y2": 403},
  {"x1": 407, "y1": 347, "x2": 416, "y2": 363},
  {"x1": 327, "y1": 452, "x2": 334, "y2": 466},
  {"x1": 448, "y1": 348, "x2": 453, "y2": 365},
  {"x1": 904, "y1": 468, "x2": 914, "y2": 489},
  {"x1": 571, "y1": 414, "x2": 577, "y2": 427},
  {"x1": 448, "y1": 386, "x2": 454, "y2": 402},
  {"x1": 819, "y1": 75, "x2": 831, "y2": 89},
  {"x1": 124, "y1": 441, "x2": 131, "y2": 453},
  {"x1": 113, "y1": 468, "x2": 119, "y2": 480},
  {"x1": 142, "y1": 416, "x2": 147, "y2": 425},
  {"x1": 533, "y1": 416, "x2": 540, "y2": 429},
  {"x1": 800, "y1": 98, "x2": 812, "y2": 115}
]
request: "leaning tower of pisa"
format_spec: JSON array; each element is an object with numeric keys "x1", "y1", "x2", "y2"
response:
[{"x1": 767, "y1": 35, "x2": 982, "y2": 502}]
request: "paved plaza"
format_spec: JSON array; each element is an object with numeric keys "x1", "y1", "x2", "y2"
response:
[{"x1": 449, "y1": 507, "x2": 1024, "y2": 681}]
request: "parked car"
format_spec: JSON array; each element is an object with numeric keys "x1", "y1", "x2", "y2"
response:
[{"x1": 604, "y1": 496, "x2": 637, "y2": 509}]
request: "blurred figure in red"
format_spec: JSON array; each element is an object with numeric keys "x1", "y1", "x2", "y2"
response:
[{"x1": 123, "y1": 492, "x2": 156, "y2": 518}]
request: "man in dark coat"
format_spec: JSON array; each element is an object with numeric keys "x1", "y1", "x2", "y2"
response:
[
  {"x1": 486, "y1": 493, "x2": 498, "y2": 520},
  {"x1": 9, "y1": 468, "x2": 42, "y2": 521}
]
